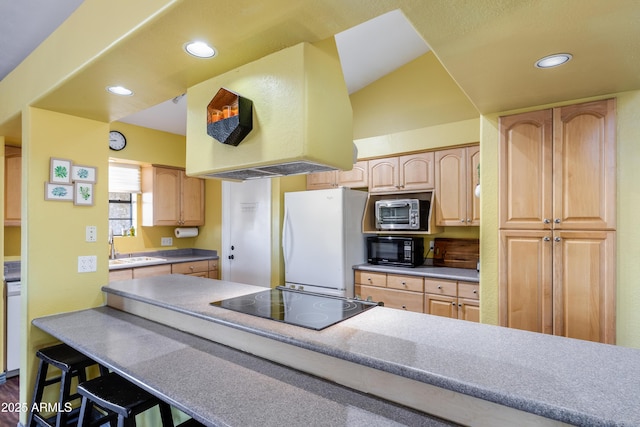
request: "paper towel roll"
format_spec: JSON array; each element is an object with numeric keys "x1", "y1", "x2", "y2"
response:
[{"x1": 174, "y1": 227, "x2": 199, "y2": 238}]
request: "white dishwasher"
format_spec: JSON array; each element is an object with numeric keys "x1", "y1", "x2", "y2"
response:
[{"x1": 6, "y1": 280, "x2": 21, "y2": 376}]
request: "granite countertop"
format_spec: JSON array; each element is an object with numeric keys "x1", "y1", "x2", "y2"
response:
[
  {"x1": 354, "y1": 262, "x2": 479, "y2": 282},
  {"x1": 98, "y1": 275, "x2": 640, "y2": 426},
  {"x1": 108, "y1": 248, "x2": 218, "y2": 271},
  {"x1": 33, "y1": 306, "x2": 455, "y2": 427}
]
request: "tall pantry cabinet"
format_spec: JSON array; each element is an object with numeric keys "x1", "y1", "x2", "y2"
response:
[{"x1": 498, "y1": 99, "x2": 616, "y2": 344}]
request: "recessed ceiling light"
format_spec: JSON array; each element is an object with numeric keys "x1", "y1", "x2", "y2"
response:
[
  {"x1": 106, "y1": 85, "x2": 133, "y2": 96},
  {"x1": 184, "y1": 41, "x2": 216, "y2": 58},
  {"x1": 535, "y1": 53, "x2": 573, "y2": 69}
]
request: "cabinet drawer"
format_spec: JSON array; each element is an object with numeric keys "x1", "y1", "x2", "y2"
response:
[
  {"x1": 172, "y1": 260, "x2": 209, "y2": 275},
  {"x1": 424, "y1": 279, "x2": 456, "y2": 296},
  {"x1": 355, "y1": 271, "x2": 387, "y2": 287},
  {"x1": 458, "y1": 282, "x2": 479, "y2": 300},
  {"x1": 133, "y1": 264, "x2": 171, "y2": 278},
  {"x1": 208, "y1": 259, "x2": 219, "y2": 271},
  {"x1": 109, "y1": 269, "x2": 133, "y2": 282},
  {"x1": 357, "y1": 285, "x2": 423, "y2": 313},
  {"x1": 387, "y1": 274, "x2": 423, "y2": 292}
]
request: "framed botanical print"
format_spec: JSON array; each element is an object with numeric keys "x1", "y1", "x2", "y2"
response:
[
  {"x1": 50, "y1": 157, "x2": 72, "y2": 184},
  {"x1": 71, "y1": 165, "x2": 97, "y2": 183},
  {"x1": 74, "y1": 182, "x2": 94, "y2": 206},
  {"x1": 44, "y1": 182, "x2": 74, "y2": 201}
]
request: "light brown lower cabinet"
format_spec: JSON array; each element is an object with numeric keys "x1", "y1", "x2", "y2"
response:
[
  {"x1": 354, "y1": 270, "x2": 479, "y2": 321},
  {"x1": 109, "y1": 259, "x2": 219, "y2": 282},
  {"x1": 499, "y1": 229, "x2": 615, "y2": 344},
  {"x1": 424, "y1": 279, "x2": 479, "y2": 322}
]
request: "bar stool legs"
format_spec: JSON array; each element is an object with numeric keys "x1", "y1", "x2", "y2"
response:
[
  {"x1": 28, "y1": 343, "x2": 103, "y2": 427},
  {"x1": 77, "y1": 372, "x2": 175, "y2": 427}
]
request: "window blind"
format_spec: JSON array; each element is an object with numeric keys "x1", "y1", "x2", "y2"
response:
[{"x1": 108, "y1": 163, "x2": 141, "y2": 193}]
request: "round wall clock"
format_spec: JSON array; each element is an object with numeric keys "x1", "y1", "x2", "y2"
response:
[{"x1": 109, "y1": 131, "x2": 127, "y2": 151}]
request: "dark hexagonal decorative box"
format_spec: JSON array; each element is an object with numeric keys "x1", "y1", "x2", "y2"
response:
[{"x1": 206, "y1": 88, "x2": 253, "y2": 146}]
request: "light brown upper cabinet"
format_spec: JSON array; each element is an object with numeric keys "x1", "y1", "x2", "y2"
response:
[
  {"x1": 142, "y1": 166, "x2": 205, "y2": 226},
  {"x1": 4, "y1": 146, "x2": 21, "y2": 226},
  {"x1": 499, "y1": 99, "x2": 616, "y2": 231},
  {"x1": 434, "y1": 145, "x2": 479, "y2": 226},
  {"x1": 306, "y1": 160, "x2": 368, "y2": 190},
  {"x1": 498, "y1": 99, "x2": 616, "y2": 344},
  {"x1": 368, "y1": 152, "x2": 435, "y2": 193}
]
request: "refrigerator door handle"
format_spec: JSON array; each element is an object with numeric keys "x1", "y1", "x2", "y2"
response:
[{"x1": 282, "y1": 207, "x2": 290, "y2": 265}]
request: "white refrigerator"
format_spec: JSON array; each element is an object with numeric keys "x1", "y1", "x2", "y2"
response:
[{"x1": 282, "y1": 187, "x2": 368, "y2": 298}]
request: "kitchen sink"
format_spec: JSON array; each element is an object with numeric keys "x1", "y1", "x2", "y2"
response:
[{"x1": 108, "y1": 256, "x2": 167, "y2": 267}]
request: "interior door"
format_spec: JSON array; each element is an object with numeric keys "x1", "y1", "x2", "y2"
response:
[{"x1": 222, "y1": 179, "x2": 271, "y2": 287}]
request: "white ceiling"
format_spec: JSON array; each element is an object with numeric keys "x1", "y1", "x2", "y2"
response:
[{"x1": 0, "y1": 4, "x2": 429, "y2": 136}]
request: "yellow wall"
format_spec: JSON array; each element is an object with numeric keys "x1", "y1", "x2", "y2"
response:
[
  {"x1": 21, "y1": 107, "x2": 110, "y2": 409},
  {"x1": 350, "y1": 52, "x2": 479, "y2": 140}
]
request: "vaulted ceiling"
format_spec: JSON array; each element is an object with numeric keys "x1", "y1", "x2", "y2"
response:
[{"x1": 1, "y1": 0, "x2": 639, "y2": 142}]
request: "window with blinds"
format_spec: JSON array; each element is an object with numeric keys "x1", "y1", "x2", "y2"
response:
[{"x1": 108, "y1": 163, "x2": 140, "y2": 235}]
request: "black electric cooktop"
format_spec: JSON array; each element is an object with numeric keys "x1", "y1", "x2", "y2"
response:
[{"x1": 210, "y1": 286, "x2": 380, "y2": 330}]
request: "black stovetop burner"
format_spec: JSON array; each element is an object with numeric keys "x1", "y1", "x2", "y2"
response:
[{"x1": 210, "y1": 286, "x2": 380, "y2": 330}]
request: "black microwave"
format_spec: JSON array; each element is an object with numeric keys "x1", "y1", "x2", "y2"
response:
[{"x1": 367, "y1": 236, "x2": 425, "y2": 268}]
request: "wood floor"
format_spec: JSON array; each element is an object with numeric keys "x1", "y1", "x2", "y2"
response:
[{"x1": 0, "y1": 376, "x2": 20, "y2": 427}]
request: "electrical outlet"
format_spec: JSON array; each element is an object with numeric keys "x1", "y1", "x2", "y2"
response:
[
  {"x1": 78, "y1": 255, "x2": 97, "y2": 273},
  {"x1": 429, "y1": 240, "x2": 435, "y2": 251},
  {"x1": 86, "y1": 225, "x2": 97, "y2": 242},
  {"x1": 161, "y1": 237, "x2": 173, "y2": 246}
]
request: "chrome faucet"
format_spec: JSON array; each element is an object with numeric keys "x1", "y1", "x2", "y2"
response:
[{"x1": 109, "y1": 229, "x2": 116, "y2": 260}]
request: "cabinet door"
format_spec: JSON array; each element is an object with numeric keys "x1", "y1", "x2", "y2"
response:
[
  {"x1": 435, "y1": 148, "x2": 466, "y2": 226},
  {"x1": 337, "y1": 160, "x2": 368, "y2": 188},
  {"x1": 368, "y1": 158, "x2": 399, "y2": 193},
  {"x1": 458, "y1": 298, "x2": 480, "y2": 322},
  {"x1": 4, "y1": 146, "x2": 21, "y2": 226},
  {"x1": 399, "y1": 152, "x2": 435, "y2": 191},
  {"x1": 425, "y1": 294, "x2": 456, "y2": 318},
  {"x1": 499, "y1": 230, "x2": 553, "y2": 334},
  {"x1": 553, "y1": 99, "x2": 616, "y2": 230},
  {"x1": 499, "y1": 109, "x2": 553, "y2": 230},
  {"x1": 181, "y1": 173, "x2": 205, "y2": 226},
  {"x1": 553, "y1": 230, "x2": 615, "y2": 344},
  {"x1": 306, "y1": 170, "x2": 337, "y2": 190},
  {"x1": 142, "y1": 166, "x2": 181, "y2": 226},
  {"x1": 467, "y1": 146, "x2": 481, "y2": 226}
]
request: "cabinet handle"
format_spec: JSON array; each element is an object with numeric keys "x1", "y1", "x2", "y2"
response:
[
  {"x1": 473, "y1": 290, "x2": 477, "y2": 294},
  {"x1": 460, "y1": 219, "x2": 466, "y2": 223},
  {"x1": 401, "y1": 281, "x2": 406, "y2": 286},
  {"x1": 554, "y1": 237, "x2": 561, "y2": 242},
  {"x1": 367, "y1": 277, "x2": 372, "y2": 282},
  {"x1": 543, "y1": 236, "x2": 551, "y2": 242},
  {"x1": 189, "y1": 266, "x2": 194, "y2": 271},
  {"x1": 451, "y1": 302, "x2": 456, "y2": 306},
  {"x1": 402, "y1": 305, "x2": 407, "y2": 309},
  {"x1": 437, "y1": 285, "x2": 442, "y2": 289},
  {"x1": 543, "y1": 218, "x2": 551, "y2": 224},
  {"x1": 554, "y1": 218, "x2": 561, "y2": 224},
  {"x1": 458, "y1": 303, "x2": 462, "y2": 307},
  {"x1": 467, "y1": 218, "x2": 471, "y2": 223}
]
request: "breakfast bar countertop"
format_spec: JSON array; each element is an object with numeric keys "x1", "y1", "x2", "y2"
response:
[{"x1": 36, "y1": 275, "x2": 640, "y2": 426}]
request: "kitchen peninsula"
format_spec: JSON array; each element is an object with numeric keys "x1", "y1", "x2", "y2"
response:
[{"x1": 33, "y1": 275, "x2": 640, "y2": 427}]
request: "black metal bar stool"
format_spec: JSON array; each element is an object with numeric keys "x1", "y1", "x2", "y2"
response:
[
  {"x1": 77, "y1": 372, "x2": 175, "y2": 427},
  {"x1": 28, "y1": 343, "x2": 104, "y2": 427}
]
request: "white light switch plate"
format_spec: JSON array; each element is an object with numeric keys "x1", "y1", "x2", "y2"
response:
[
  {"x1": 161, "y1": 237, "x2": 173, "y2": 246},
  {"x1": 86, "y1": 225, "x2": 97, "y2": 242},
  {"x1": 78, "y1": 255, "x2": 97, "y2": 273}
]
